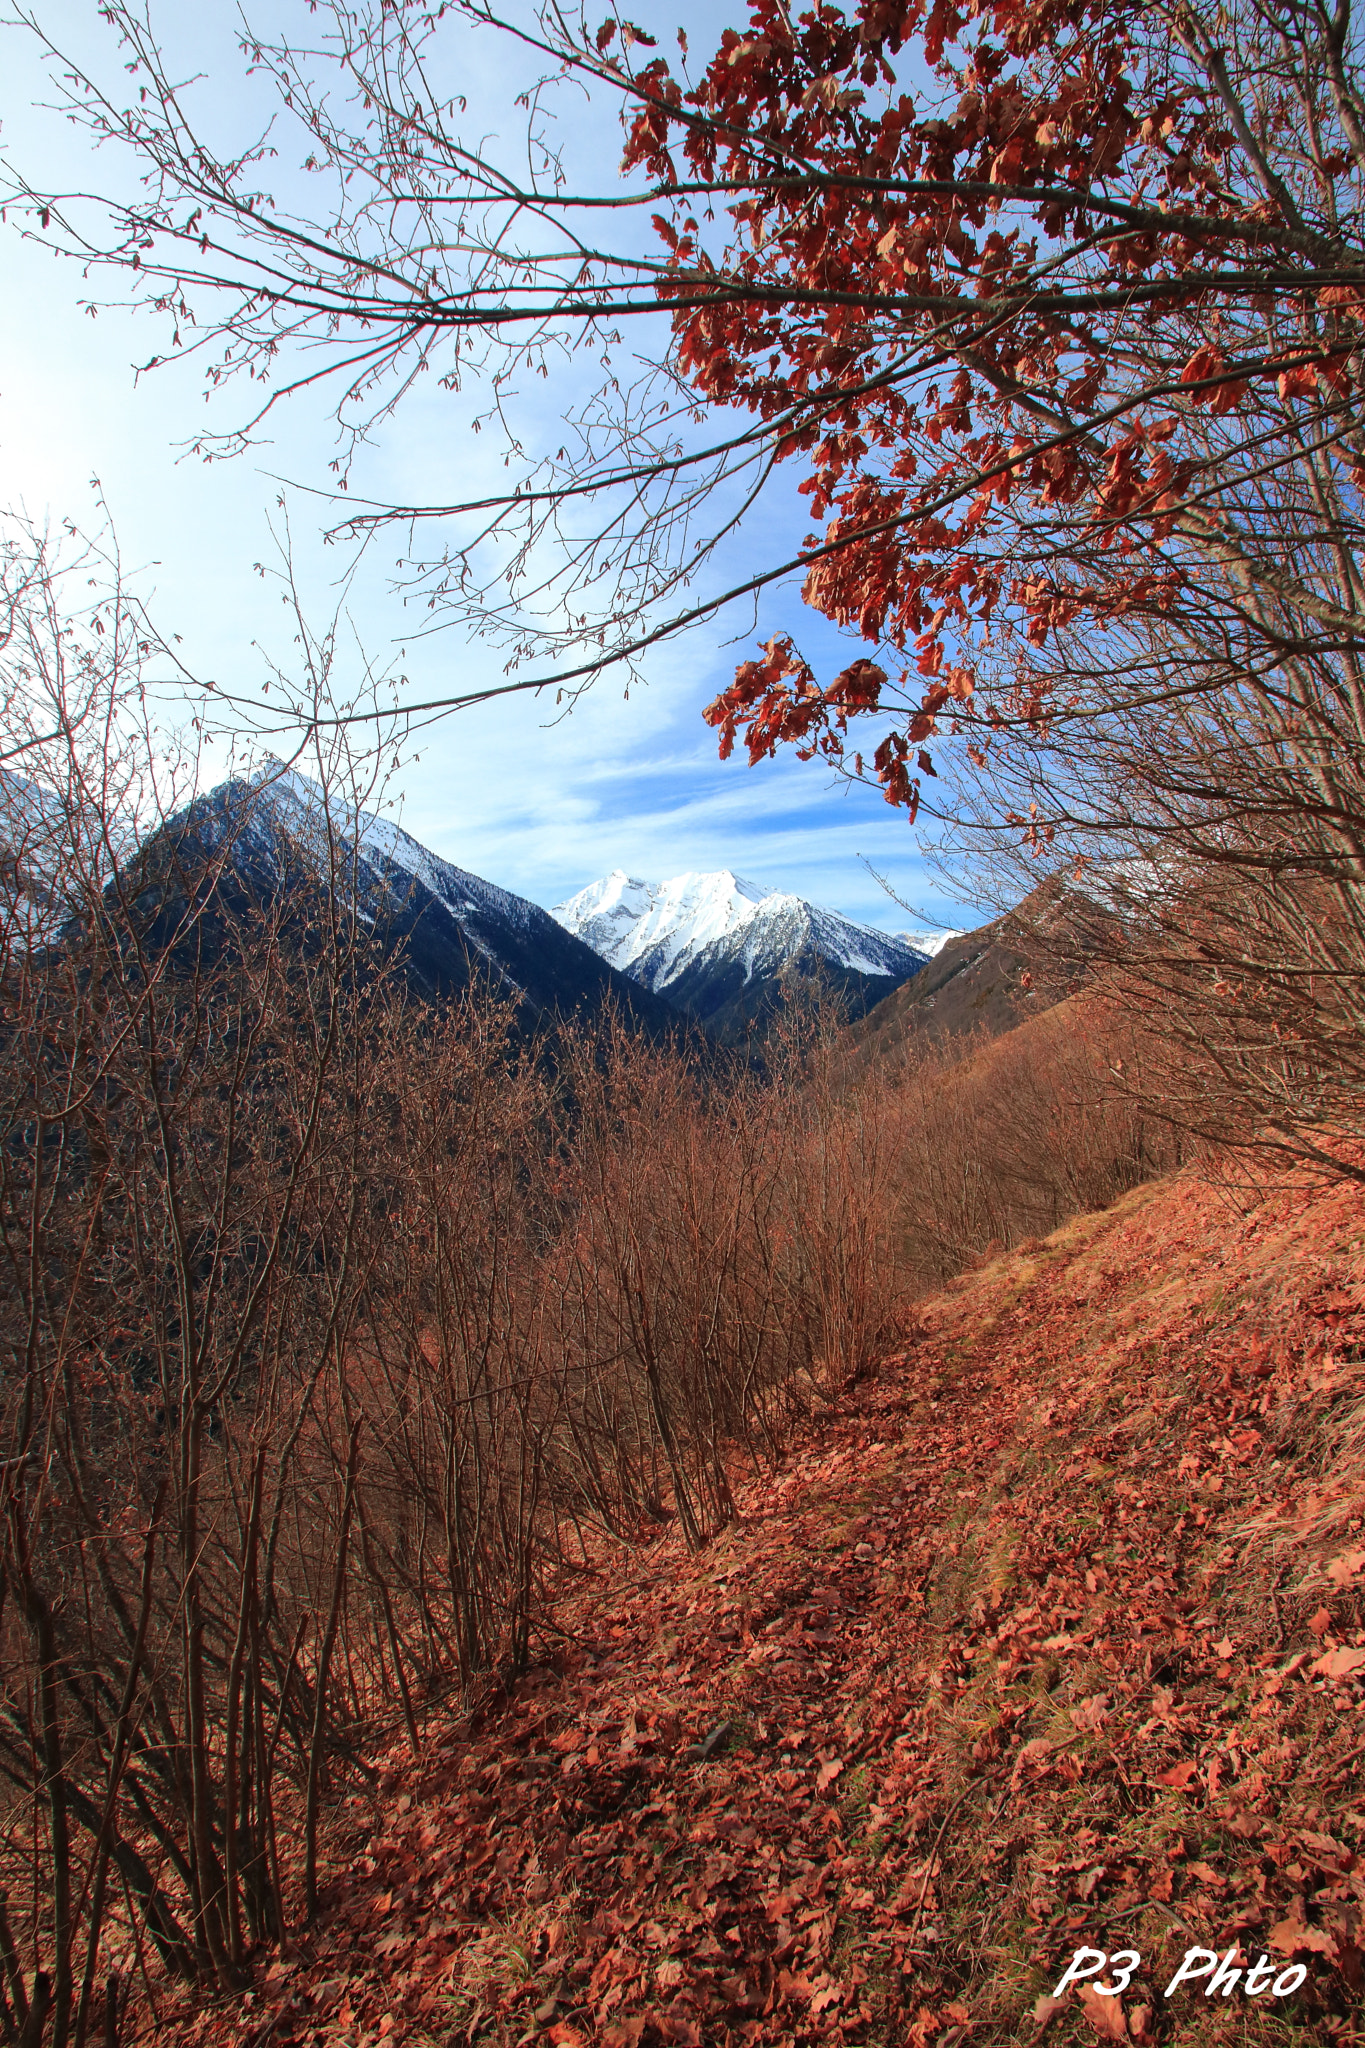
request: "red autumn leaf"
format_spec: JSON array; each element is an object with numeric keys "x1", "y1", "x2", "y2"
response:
[
  {"x1": 601, "y1": 2025, "x2": 646, "y2": 2048},
  {"x1": 1181, "y1": 345, "x2": 1224, "y2": 386},
  {"x1": 656, "y1": 2020, "x2": 700, "y2": 2047},
  {"x1": 1278, "y1": 360, "x2": 1320, "y2": 400}
]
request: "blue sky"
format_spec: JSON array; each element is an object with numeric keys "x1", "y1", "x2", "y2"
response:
[{"x1": 0, "y1": 1, "x2": 976, "y2": 934}]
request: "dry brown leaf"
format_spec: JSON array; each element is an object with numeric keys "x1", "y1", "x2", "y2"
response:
[
  {"x1": 1269, "y1": 1914, "x2": 1339, "y2": 1957},
  {"x1": 601, "y1": 2024, "x2": 646, "y2": 2048},
  {"x1": 1311, "y1": 1644, "x2": 1365, "y2": 1679},
  {"x1": 1078, "y1": 1984, "x2": 1128, "y2": 2040}
]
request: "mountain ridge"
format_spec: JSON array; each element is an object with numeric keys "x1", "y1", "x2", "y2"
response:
[
  {"x1": 553, "y1": 866, "x2": 930, "y2": 1040},
  {"x1": 147, "y1": 767, "x2": 684, "y2": 1035}
]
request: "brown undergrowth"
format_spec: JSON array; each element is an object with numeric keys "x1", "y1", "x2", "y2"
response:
[{"x1": 141, "y1": 1164, "x2": 1365, "y2": 2048}]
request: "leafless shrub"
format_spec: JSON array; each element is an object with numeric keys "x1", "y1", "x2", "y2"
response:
[
  {"x1": 0, "y1": 515, "x2": 913, "y2": 2041},
  {"x1": 876, "y1": 1001, "x2": 1181, "y2": 1291},
  {"x1": 0, "y1": 515, "x2": 1183, "y2": 2040},
  {"x1": 541, "y1": 997, "x2": 902, "y2": 1550}
]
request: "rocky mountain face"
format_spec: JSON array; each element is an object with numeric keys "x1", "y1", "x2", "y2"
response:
[
  {"x1": 7, "y1": 762, "x2": 959, "y2": 1045},
  {"x1": 138, "y1": 768, "x2": 682, "y2": 1034},
  {"x1": 846, "y1": 888, "x2": 1075, "y2": 1065},
  {"x1": 553, "y1": 868, "x2": 929, "y2": 1040}
]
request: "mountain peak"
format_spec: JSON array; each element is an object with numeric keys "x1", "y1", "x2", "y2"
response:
[
  {"x1": 157, "y1": 770, "x2": 680, "y2": 1034},
  {"x1": 552, "y1": 869, "x2": 929, "y2": 1040},
  {"x1": 552, "y1": 868, "x2": 780, "y2": 983}
]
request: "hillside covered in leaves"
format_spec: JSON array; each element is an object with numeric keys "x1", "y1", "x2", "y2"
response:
[{"x1": 154, "y1": 1163, "x2": 1365, "y2": 2048}]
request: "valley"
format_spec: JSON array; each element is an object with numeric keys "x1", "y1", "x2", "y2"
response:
[
  {"x1": 153, "y1": 1161, "x2": 1365, "y2": 2047},
  {"x1": 4, "y1": 0, "x2": 1363, "y2": 2038}
]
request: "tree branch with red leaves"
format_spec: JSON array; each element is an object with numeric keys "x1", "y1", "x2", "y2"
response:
[{"x1": 16, "y1": 0, "x2": 1365, "y2": 1164}]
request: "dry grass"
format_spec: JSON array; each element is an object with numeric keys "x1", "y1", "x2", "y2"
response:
[{"x1": 131, "y1": 1156, "x2": 1365, "y2": 2046}]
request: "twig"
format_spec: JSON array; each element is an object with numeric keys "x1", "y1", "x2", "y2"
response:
[
  {"x1": 904, "y1": 1764, "x2": 1008, "y2": 1952},
  {"x1": 1321, "y1": 1738, "x2": 1365, "y2": 1787}
]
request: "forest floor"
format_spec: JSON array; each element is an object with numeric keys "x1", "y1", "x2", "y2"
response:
[{"x1": 164, "y1": 1163, "x2": 1365, "y2": 2048}]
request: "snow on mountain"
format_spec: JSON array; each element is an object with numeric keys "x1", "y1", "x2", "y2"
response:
[
  {"x1": 0, "y1": 768, "x2": 77, "y2": 927},
  {"x1": 553, "y1": 869, "x2": 776, "y2": 985},
  {"x1": 0, "y1": 766, "x2": 143, "y2": 945},
  {"x1": 553, "y1": 868, "x2": 930, "y2": 1039},
  {"x1": 554, "y1": 867, "x2": 929, "y2": 992},
  {"x1": 213, "y1": 762, "x2": 541, "y2": 943},
  {"x1": 155, "y1": 765, "x2": 679, "y2": 1032},
  {"x1": 893, "y1": 928, "x2": 966, "y2": 959}
]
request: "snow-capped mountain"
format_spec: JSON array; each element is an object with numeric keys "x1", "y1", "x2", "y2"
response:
[
  {"x1": 892, "y1": 928, "x2": 966, "y2": 959},
  {"x1": 0, "y1": 766, "x2": 139, "y2": 943},
  {"x1": 553, "y1": 868, "x2": 929, "y2": 1040},
  {"x1": 554, "y1": 870, "x2": 770, "y2": 985},
  {"x1": 0, "y1": 769, "x2": 77, "y2": 939},
  {"x1": 142, "y1": 766, "x2": 680, "y2": 1032}
]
